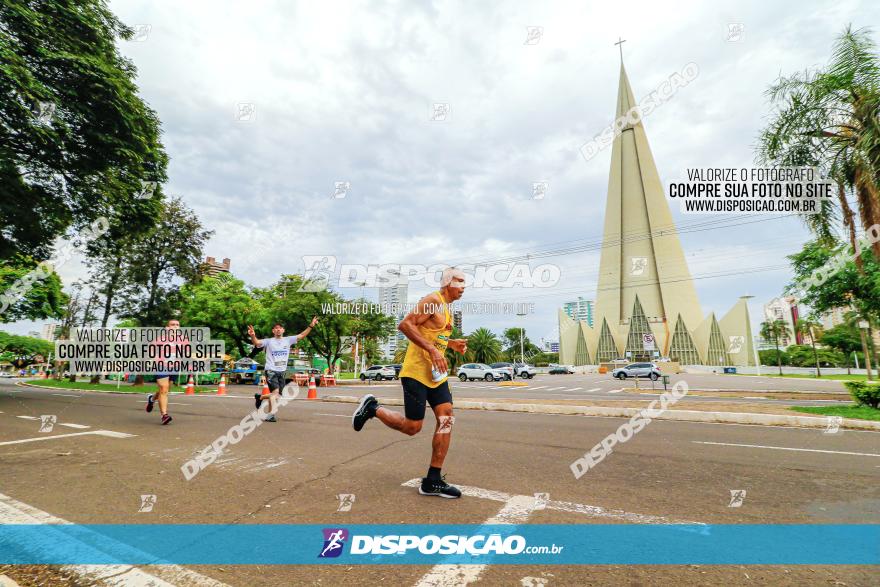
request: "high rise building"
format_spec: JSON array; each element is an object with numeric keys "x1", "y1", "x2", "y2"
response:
[
  {"x1": 202, "y1": 256, "x2": 231, "y2": 277},
  {"x1": 762, "y1": 296, "x2": 811, "y2": 347},
  {"x1": 40, "y1": 323, "x2": 59, "y2": 342},
  {"x1": 559, "y1": 59, "x2": 754, "y2": 366},
  {"x1": 453, "y1": 309, "x2": 462, "y2": 331},
  {"x1": 562, "y1": 297, "x2": 593, "y2": 327},
  {"x1": 378, "y1": 270, "x2": 409, "y2": 360}
]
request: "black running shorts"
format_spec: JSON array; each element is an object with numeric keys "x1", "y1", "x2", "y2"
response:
[
  {"x1": 266, "y1": 370, "x2": 286, "y2": 392},
  {"x1": 401, "y1": 377, "x2": 453, "y2": 421}
]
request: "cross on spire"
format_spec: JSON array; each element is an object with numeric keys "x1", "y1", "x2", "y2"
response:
[{"x1": 614, "y1": 37, "x2": 626, "y2": 62}]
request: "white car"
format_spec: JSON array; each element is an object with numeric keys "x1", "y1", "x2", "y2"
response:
[
  {"x1": 457, "y1": 363, "x2": 510, "y2": 382},
  {"x1": 360, "y1": 365, "x2": 396, "y2": 381}
]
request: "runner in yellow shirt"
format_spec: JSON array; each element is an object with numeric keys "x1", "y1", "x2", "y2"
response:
[{"x1": 352, "y1": 267, "x2": 468, "y2": 498}]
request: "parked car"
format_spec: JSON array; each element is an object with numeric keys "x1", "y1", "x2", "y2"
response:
[
  {"x1": 389, "y1": 364, "x2": 402, "y2": 379},
  {"x1": 513, "y1": 362, "x2": 537, "y2": 378},
  {"x1": 548, "y1": 365, "x2": 575, "y2": 374},
  {"x1": 360, "y1": 365, "x2": 396, "y2": 381},
  {"x1": 611, "y1": 362, "x2": 662, "y2": 380},
  {"x1": 489, "y1": 362, "x2": 515, "y2": 380},
  {"x1": 0, "y1": 372, "x2": 14, "y2": 378},
  {"x1": 457, "y1": 363, "x2": 511, "y2": 382}
]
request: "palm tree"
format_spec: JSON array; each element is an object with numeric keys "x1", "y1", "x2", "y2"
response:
[
  {"x1": 466, "y1": 327, "x2": 501, "y2": 364},
  {"x1": 392, "y1": 340, "x2": 408, "y2": 364},
  {"x1": 760, "y1": 319, "x2": 792, "y2": 375},
  {"x1": 758, "y1": 26, "x2": 880, "y2": 263},
  {"x1": 795, "y1": 318, "x2": 823, "y2": 377}
]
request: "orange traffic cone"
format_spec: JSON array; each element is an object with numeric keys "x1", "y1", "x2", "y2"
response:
[
  {"x1": 307, "y1": 374, "x2": 317, "y2": 399},
  {"x1": 216, "y1": 373, "x2": 227, "y2": 395},
  {"x1": 260, "y1": 375, "x2": 271, "y2": 400},
  {"x1": 185, "y1": 374, "x2": 195, "y2": 395}
]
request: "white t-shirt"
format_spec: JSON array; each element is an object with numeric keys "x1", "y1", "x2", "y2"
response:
[{"x1": 260, "y1": 335, "x2": 299, "y2": 372}]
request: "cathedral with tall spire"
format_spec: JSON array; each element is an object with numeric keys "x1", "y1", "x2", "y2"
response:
[{"x1": 559, "y1": 58, "x2": 756, "y2": 367}]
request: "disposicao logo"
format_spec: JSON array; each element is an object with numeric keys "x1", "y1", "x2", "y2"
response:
[{"x1": 319, "y1": 528, "x2": 349, "y2": 558}]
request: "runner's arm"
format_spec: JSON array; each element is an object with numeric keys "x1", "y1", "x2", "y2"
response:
[
  {"x1": 295, "y1": 316, "x2": 319, "y2": 340},
  {"x1": 246, "y1": 325, "x2": 263, "y2": 348}
]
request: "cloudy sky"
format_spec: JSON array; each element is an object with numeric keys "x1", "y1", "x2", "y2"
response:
[{"x1": 9, "y1": 0, "x2": 879, "y2": 344}]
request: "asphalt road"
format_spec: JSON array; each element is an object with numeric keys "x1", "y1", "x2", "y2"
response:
[
  {"x1": 343, "y1": 372, "x2": 850, "y2": 407},
  {"x1": 1, "y1": 378, "x2": 878, "y2": 586}
]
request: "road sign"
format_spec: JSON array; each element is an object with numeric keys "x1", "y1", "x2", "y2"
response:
[{"x1": 642, "y1": 333, "x2": 655, "y2": 351}]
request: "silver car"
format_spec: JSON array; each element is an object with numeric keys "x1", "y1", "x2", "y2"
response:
[
  {"x1": 611, "y1": 362, "x2": 662, "y2": 380},
  {"x1": 457, "y1": 363, "x2": 511, "y2": 382}
]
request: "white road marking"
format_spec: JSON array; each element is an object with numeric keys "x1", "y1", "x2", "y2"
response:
[
  {"x1": 0, "y1": 491, "x2": 231, "y2": 587},
  {"x1": 15, "y1": 415, "x2": 39, "y2": 420},
  {"x1": 0, "y1": 430, "x2": 135, "y2": 447},
  {"x1": 405, "y1": 478, "x2": 702, "y2": 586},
  {"x1": 607, "y1": 388, "x2": 622, "y2": 393},
  {"x1": 316, "y1": 413, "x2": 350, "y2": 418},
  {"x1": 529, "y1": 385, "x2": 547, "y2": 390},
  {"x1": 563, "y1": 387, "x2": 583, "y2": 391},
  {"x1": 693, "y1": 441, "x2": 880, "y2": 458},
  {"x1": 58, "y1": 423, "x2": 90, "y2": 429},
  {"x1": 588, "y1": 387, "x2": 602, "y2": 392},
  {"x1": 51, "y1": 393, "x2": 82, "y2": 398}
]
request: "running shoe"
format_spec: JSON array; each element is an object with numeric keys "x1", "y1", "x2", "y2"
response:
[
  {"x1": 264, "y1": 413, "x2": 277, "y2": 422},
  {"x1": 145, "y1": 393, "x2": 155, "y2": 413},
  {"x1": 352, "y1": 394, "x2": 378, "y2": 431},
  {"x1": 254, "y1": 392, "x2": 263, "y2": 409},
  {"x1": 419, "y1": 476, "x2": 462, "y2": 499},
  {"x1": 161, "y1": 413, "x2": 172, "y2": 425}
]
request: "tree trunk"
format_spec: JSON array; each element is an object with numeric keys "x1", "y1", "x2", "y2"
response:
[
  {"x1": 775, "y1": 335, "x2": 783, "y2": 376},
  {"x1": 133, "y1": 374, "x2": 145, "y2": 386},
  {"x1": 838, "y1": 183, "x2": 863, "y2": 272}
]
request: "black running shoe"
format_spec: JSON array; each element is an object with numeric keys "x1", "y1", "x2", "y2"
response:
[
  {"x1": 161, "y1": 413, "x2": 172, "y2": 425},
  {"x1": 145, "y1": 393, "x2": 154, "y2": 413},
  {"x1": 419, "y1": 476, "x2": 461, "y2": 499},
  {"x1": 352, "y1": 394, "x2": 378, "y2": 431},
  {"x1": 254, "y1": 392, "x2": 263, "y2": 409}
]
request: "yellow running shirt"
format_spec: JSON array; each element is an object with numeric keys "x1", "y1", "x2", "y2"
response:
[{"x1": 399, "y1": 291, "x2": 452, "y2": 387}]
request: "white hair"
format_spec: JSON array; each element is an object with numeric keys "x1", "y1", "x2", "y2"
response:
[{"x1": 440, "y1": 266, "x2": 465, "y2": 287}]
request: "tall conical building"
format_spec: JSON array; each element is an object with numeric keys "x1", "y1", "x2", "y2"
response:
[{"x1": 559, "y1": 61, "x2": 755, "y2": 367}]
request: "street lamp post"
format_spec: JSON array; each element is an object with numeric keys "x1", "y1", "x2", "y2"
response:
[{"x1": 516, "y1": 307, "x2": 528, "y2": 364}]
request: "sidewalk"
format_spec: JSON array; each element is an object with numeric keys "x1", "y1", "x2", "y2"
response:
[{"x1": 320, "y1": 394, "x2": 880, "y2": 431}]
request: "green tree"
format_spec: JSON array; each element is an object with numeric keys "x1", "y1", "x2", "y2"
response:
[
  {"x1": 0, "y1": 331, "x2": 53, "y2": 357},
  {"x1": 758, "y1": 26, "x2": 880, "y2": 257},
  {"x1": 0, "y1": 260, "x2": 66, "y2": 322},
  {"x1": 466, "y1": 327, "x2": 501, "y2": 364},
  {"x1": 178, "y1": 273, "x2": 267, "y2": 357},
  {"x1": 502, "y1": 327, "x2": 539, "y2": 362},
  {"x1": 393, "y1": 340, "x2": 408, "y2": 364},
  {"x1": 260, "y1": 275, "x2": 395, "y2": 371},
  {"x1": 820, "y1": 322, "x2": 864, "y2": 357},
  {"x1": 795, "y1": 318, "x2": 824, "y2": 376},
  {"x1": 759, "y1": 348, "x2": 789, "y2": 367},
  {"x1": 787, "y1": 240, "x2": 880, "y2": 323},
  {"x1": 119, "y1": 197, "x2": 213, "y2": 326},
  {"x1": 760, "y1": 319, "x2": 791, "y2": 375},
  {"x1": 0, "y1": 0, "x2": 168, "y2": 262}
]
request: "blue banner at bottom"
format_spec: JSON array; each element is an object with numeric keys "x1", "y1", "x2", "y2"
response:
[{"x1": 0, "y1": 524, "x2": 877, "y2": 565}]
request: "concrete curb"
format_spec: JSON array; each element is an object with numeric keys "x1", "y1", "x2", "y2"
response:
[
  {"x1": 321, "y1": 395, "x2": 880, "y2": 431},
  {"x1": 15, "y1": 381, "x2": 208, "y2": 395}
]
